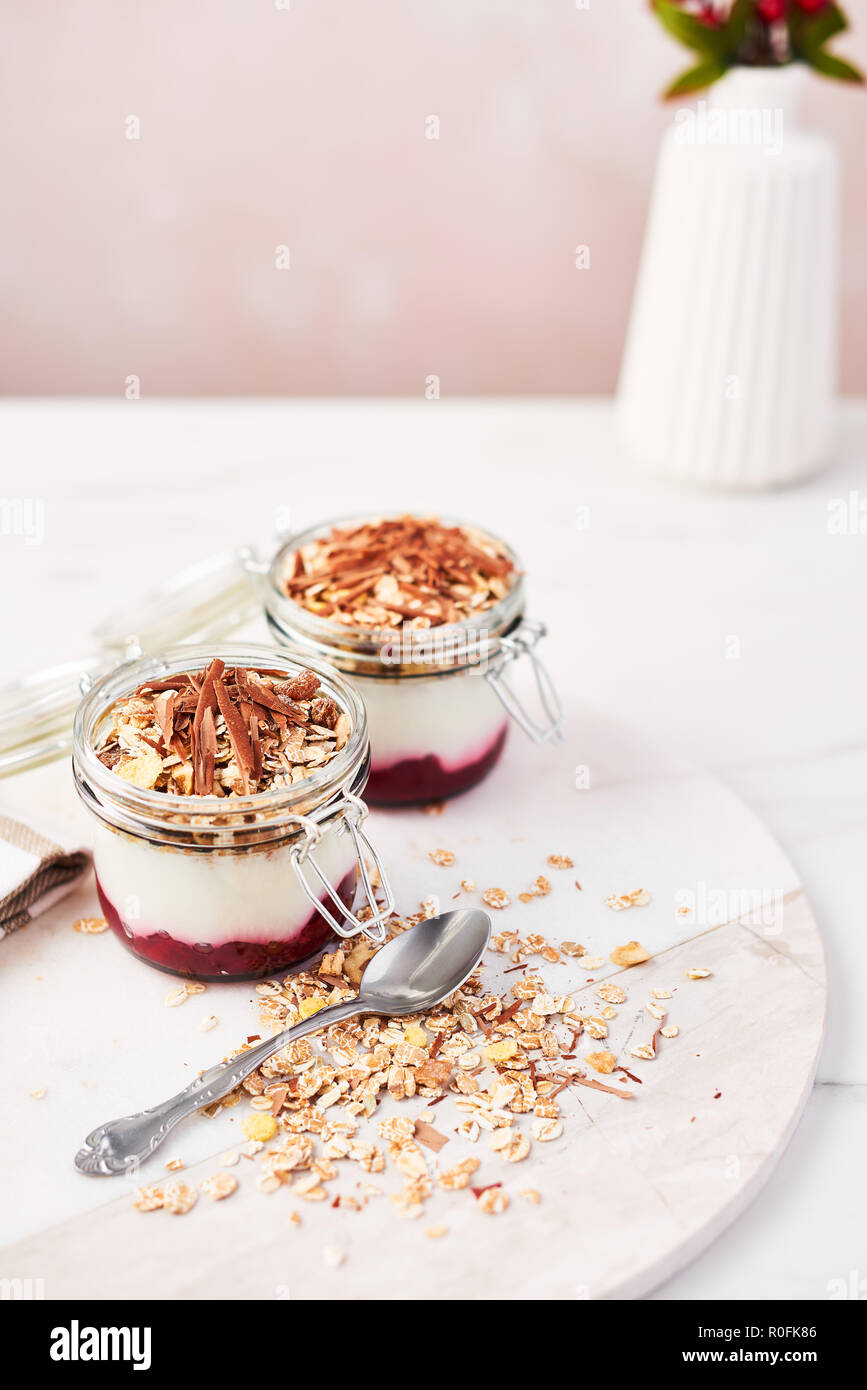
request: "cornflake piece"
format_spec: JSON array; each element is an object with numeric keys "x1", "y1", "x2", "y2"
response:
[
  {"x1": 482, "y1": 1038, "x2": 518, "y2": 1063},
  {"x1": 482, "y1": 888, "x2": 510, "y2": 911},
  {"x1": 200, "y1": 1171, "x2": 238, "y2": 1201},
  {"x1": 133, "y1": 1185, "x2": 164, "y2": 1212},
  {"x1": 428, "y1": 848, "x2": 455, "y2": 867},
  {"x1": 163, "y1": 1181, "x2": 197, "y2": 1215},
  {"x1": 547, "y1": 854, "x2": 574, "y2": 870},
  {"x1": 605, "y1": 889, "x2": 651, "y2": 911},
  {"x1": 73, "y1": 917, "x2": 108, "y2": 935},
  {"x1": 610, "y1": 940, "x2": 651, "y2": 968},
  {"x1": 686, "y1": 967, "x2": 712, "y2": 980},
  {"x1": 242, "y1": 1114, "x2": 277, "y2": 1143},
  {"x1": 560, "y1": 941, "x2": 585, "y2": 957},
  {"x1": 298, "y1": 997, "x2": 327, "y2": 1020},
  {"x1": 476, "y1": 1187, "x2": 509, "y2": 1214},
  {"x1": 661, "y1": 1025, "x2": 679, "y2": 1038},
  {"x1": 585, "y1": 1050, "x2": 617, "y2": 1074}
]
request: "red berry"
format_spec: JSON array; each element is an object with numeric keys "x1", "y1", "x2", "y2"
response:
[
  {"x1": 757, "y1": 0, "x2": 786, "y2": 19},
  {"x1": 795, "y1": 0, "x2": 828, "y2": 11}
]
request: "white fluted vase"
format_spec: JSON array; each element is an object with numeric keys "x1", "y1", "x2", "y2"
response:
[{"x1": 617, "y1": 66, "x2": 838, "y2": 490}]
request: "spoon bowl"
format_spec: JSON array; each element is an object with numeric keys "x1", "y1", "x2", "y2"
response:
[{"x1": 356, "y1": 907, "x2": 491, "y2": 1015}]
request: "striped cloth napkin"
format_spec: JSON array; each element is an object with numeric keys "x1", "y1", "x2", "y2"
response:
[{"x1": 0, "y1": 813, "x2": 91, "y2": 940}]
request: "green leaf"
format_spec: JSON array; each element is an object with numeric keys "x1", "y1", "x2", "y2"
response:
[
  {"x1": 720, "y1": 0, "x2": 751, "y2": 59},
  {"x1": 790, "y1": 3, "x2": 847, "y2": 58},
  {"x1": 805, "y1": 49, "x2": 865, "y2": 83},
  {"x1": 654, "y1": 1, "x2": 727, "y2": 58},
  {"x1": 663, "y1": 58, "x2": 729, "y2": 99}
]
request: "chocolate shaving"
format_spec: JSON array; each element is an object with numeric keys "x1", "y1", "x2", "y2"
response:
[
  {"x1": 413, "y1": 1121, "x2": 450, "y2": 1153},
  {"x1": 214, "y1": 673, "x2": 254, "y2": 783},
  {"x1": 572, "y1": 1076, "x2": 633, "y2": 1100}
]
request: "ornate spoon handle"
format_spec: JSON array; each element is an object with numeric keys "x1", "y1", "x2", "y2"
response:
[{"x1": 74, "y1": 999, "x2": 361, "y2": 1176}]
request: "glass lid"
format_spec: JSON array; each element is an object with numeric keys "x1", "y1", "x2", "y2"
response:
[{"x1": 0, "y1": 549, "x2": 263, "y2": 779}]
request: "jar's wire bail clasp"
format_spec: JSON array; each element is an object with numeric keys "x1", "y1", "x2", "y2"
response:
[
  {"x1": 485, "y1": 620, "x2": 564, "y2": 744},
  {"x1": 289, "y1": 792, "x2": 394, "y2": 943}
]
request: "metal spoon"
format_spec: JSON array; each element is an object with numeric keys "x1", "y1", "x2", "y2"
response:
[{"x1": 74, "y1": 907, "x2": 491, "y2": 1176}]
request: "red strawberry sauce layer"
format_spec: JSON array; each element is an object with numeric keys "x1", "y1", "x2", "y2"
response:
[
  {"x1": 365, "y1": 724, "x2": 508, "y2": 805},
  {"x1": 96, "y1": 868, "x2": 356, "y2": 981}
]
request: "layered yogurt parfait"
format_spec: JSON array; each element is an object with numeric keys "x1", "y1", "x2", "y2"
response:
[
  {"x1": 263, "y1": 515, "x2": 561, "y2": 804},
  {"x1": 72, "y1": 644, "x2": 392, "y2": 979}
]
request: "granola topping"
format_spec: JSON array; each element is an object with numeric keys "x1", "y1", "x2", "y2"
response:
[
  {"x1": 282, "y1": 515, "x2": 517, "y2": 630},
  {"x1": 96, "y1": 662, "x2": 350, "y2": 797}
]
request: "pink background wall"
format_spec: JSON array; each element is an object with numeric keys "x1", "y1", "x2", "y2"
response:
[{"x1": 1, "y1": 1, "x2": 865, "y2": 396}]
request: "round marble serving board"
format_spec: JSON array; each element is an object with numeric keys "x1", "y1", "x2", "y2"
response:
[{"x1": 0, "y1": 699, "x2": 826, "y2": 1300}]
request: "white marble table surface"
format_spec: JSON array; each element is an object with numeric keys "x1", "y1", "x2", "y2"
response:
[{"x1": 1, "y1": 397, "x2": 865, "y2": 1300}]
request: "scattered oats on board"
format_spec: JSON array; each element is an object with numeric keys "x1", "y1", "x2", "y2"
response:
[
  {"x1": 133, "y1": 1185, "x2": 164, "y2": 1213},
  {"x1": 605, "y1": 888, "x2": 651, "y2": 911},
  {"x1": 532, "y1": 1118, "x2": 563, "y2": 1142},
  {"x1": 322, "y1": 1246, "x2": 345, "y2": 1269},
  {"x1": 163, "y1": 1182, "x2": 197, "y2": 1215},
  {"x1": 460, "y1": 878, "x2": 476, "y2": 893},
  {"x1": 425, "y1": 1225, "x2": 449, "y2": 1238},
  {"x1": 482, "y1": 887, "x2": 510, "y2": 910},
  {"x1": 164, "y1": 987, "x2": 188, "y2": 1009},
  {"x1": 661, "y1": 1025, "x2": 680, "y2": 1038},
  {"x1": 200, "y1": 1172, "x2": 238, "y2": 1201},
  {"x1": 686, "y1": 967, "x2": 713, "y2": 980},
  {"x1": 164, "y1": 1157, "x2": 184, "y2": 1172},
  {"x1": 597, "y1": 981, "x2": 626, "y2": 1004},
  {"x1": 652, "y1": 988, "x2": 673, "y2": 999},
  {"x1": 646, "y1": 1000, "x2": 667, "y2": 1021},
  {"x1": 153, "y1": 873, "x2": 690, "y2": 1234},
  {"x1": 428, "y1": 848, "x2": 455, "y2": 867},
  {"x1": 29, "y1": 1087, "x2": 46, "y2": 1100},
  {"x1": 476, "y1": 1187, "x2": 509, "y2": 1214},
  {"x1": 73, "y1": 916, "x2": 108, "y2": 934},
  {"x1": 519, "y1": 1188, "x2": 541, "y2": 1204},
  {"x1": 547, "y1": 854, "x2": 573, "y2": 869},
  {"x1": 198, "y1": 1014, "x2": 219, "y2": 1032}
]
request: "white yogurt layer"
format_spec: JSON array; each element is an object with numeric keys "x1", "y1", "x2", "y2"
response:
[
  {"x1": 93, "y1": 821, "x2": 356, "y2": 946},
  {"x1": 355, "y1": 667, "x2": 508, "y2": 770}
]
